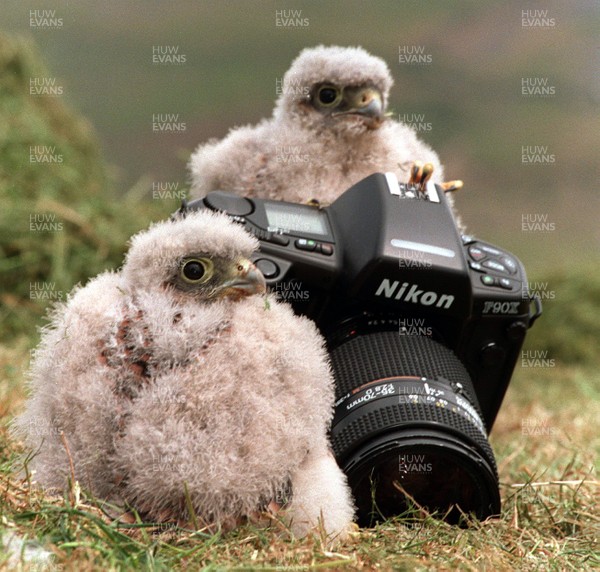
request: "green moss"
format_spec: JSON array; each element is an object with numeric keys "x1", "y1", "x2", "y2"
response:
[{"x1": 0, "y1": 33, "x2": 173, "y2": 343}]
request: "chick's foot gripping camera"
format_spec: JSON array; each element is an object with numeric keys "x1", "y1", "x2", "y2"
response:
[{"x1": 182, "y1": 168, "x2": 542, "y2": 526}]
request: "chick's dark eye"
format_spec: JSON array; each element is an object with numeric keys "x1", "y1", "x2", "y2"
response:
[
  {"x1": 182, "y1": 260, "x2": 206, "y2": 282},
  {"x1": 317, "y1": 86, "x2": 339, "y2": 105}
]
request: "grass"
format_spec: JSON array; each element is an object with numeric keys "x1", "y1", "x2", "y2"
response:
[
  {"x1": 1, "y1": 31, "x2": 599, "y2": 572},
  {"x1": 1, "y1": 360, "x2": 599, "y2": 570},
  {"x1": 1, "y1": 274, "x2": 599, "y2": 570}
]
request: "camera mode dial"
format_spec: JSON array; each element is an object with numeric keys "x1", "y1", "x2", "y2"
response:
[{"x1": 204, "y1": 191, "x2": 254, "y2": 217}]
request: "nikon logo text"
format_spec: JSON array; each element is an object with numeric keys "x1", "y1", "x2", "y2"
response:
[{"x1": 375, "y1": 279, "x2": 454, "y2": 309}]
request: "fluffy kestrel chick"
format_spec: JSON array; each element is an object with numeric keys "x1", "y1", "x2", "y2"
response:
[
  {"x1": 13, "y1": 211, "x2": 354, "y2": 540},
  {"x1": 189, "y1": 45, "x2": 449, "y2": 209}
]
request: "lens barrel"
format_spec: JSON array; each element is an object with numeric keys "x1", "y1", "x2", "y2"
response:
[{"x1": 329, "y1": 331, "x2": 501, "y2": 526}]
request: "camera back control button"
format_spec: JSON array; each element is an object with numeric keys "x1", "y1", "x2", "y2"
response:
[
  {"x1": 500, "y1": 256, "x2": 518, "y2": 274},
  {"x1": 295, "y1": 238, "x2": 317, "y2": 252},
  {"x1": 481, "y1": 275, "x2": 496, "y2": 287},
  {"x1": 480, "y1": 245, "x2": 502, "y2": 256},
  {"x1": 482, "y1": 260, "x2": 507, "y2": 274},
  {"x1": 254, "y1": 259, "x2": 279, "y2": 279},
  {"x1": 319, "y1": 244, "x2": 334, "y2": 256},
  {"x1": 469, "y1": 246, "x2": 486, "y2": 261},
  {"x1": 267, "y1": 233, "x2": 290, "y2": 246}
]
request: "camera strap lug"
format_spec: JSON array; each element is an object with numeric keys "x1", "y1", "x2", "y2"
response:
[{"x1": 527, "y1": 294, "x2": 543, "y2": 327}]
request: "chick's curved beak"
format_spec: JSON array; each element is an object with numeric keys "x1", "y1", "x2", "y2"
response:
[
  {"x1": 220, "y1": 258, "x2": 266, "y2": 300},
  {"x1": 334, "y1": 86, "x2": 384, "y2": 120}
]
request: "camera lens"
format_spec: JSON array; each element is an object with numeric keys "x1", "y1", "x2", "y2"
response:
[{"x1": 329, "y1": 331, "x2": 501, "y2": 526}]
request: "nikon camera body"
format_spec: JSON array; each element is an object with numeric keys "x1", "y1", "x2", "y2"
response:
[{"x1": 183, "y1": 172, "x2": 541, "y2": 526}]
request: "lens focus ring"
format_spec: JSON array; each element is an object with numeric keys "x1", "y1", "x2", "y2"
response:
[
  {"x1": 331, "y1": 331, "x2": 475, "y2": 401},
  {"x1": 331, "y1": 376, "x2": 497, "y2": 478}
]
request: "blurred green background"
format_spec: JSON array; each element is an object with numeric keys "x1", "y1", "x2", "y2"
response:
[{"x1": 0, "y1": 0, "x2": 599, "y2": 351}]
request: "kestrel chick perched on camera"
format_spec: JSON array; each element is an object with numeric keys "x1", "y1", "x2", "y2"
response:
[
  {"x1": 14, "y1": 210, "x2": 354, "y2": 539},
  {"x1": 189, "y1": 45, "x2": 454, "y2": 213}
]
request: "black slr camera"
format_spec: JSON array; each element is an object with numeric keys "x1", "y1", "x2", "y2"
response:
[{"x1": 183, "y1": 172, "x2": 542, "y2": 526}]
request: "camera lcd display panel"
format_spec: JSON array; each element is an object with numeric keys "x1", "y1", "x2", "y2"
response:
[{"x1": 265, "y1": 203, "x2": 330, "y2": 236}]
